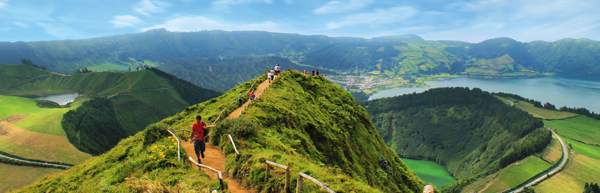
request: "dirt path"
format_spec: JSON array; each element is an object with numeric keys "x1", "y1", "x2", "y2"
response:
[
  {"x1": 227, "y1": 76, "x2": 274, "y2": 119},
  {"x1": 182, "y1": 140, "x2": 254, "y2": 193},
  {"x1": 178, "y1": 75, "x2": 278, "y2": 192}
]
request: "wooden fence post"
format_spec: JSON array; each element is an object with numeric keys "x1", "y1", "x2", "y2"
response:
[
  {"x1": 296, "y1": 174, "x2": 304, "y2": 193},
  {"x1": 285, "y1": 169, "x2": 291, "y2": 193},
  {"x1": 266, "y1": 164, "x2": 270, "y2": 181}
]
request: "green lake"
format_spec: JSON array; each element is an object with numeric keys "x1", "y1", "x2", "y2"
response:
[{"x1": 401, "y1": 158, "x2": 457, "y2": 188}]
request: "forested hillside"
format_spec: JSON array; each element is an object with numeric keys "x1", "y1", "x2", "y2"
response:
[
  {"x1": 1, "y1": 30, "x2": 599, "y2": 85},
  {"x1": 361, "y1": 87, "x2": 550, "y2": 191},
  {"x1": 0, "y1": 63, "x2": 221, "y2": 155},
  {"x1": 16, "y1": 70, "x2": 428, "y2": 193}
]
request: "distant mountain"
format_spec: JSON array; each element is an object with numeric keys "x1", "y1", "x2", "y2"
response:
[
  {"x1": 0, "y1": 30, "x2": 599, "y2": 87},
  {"x1": 0, "y1": 63, "x2": 221, "y2": 154}
]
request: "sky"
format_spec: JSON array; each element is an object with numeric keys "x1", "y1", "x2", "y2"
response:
[{"x1": 0, "y1": 0, "x2": 599, "y2": 43}]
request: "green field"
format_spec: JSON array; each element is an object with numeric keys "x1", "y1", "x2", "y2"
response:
[
  {"x1": 483, "y1": 157, "x2": 551, "y2": 193},
  {"x1": 535, "y1": 154, "x2": 600, "y2": 193},
  {"x1": 401, "y1": 158, "x2": 457, "y2": 188},
  {"x1": 513, "y1": 100, "x2": 578, "y2": 120},
  {"x1": 0, "y1": 95, "x2": 92, "y2": 164},
  {"x1": 564, "y1": 138, "x2": 600, "y2": 160},
  {"x1": 0, "y1": 164, "x2": 63, "y2": 193},
  {"x1": 0, "y1": 95, "x2": 84, "y2": 135},
  {"x1": 545, "y1": 116, "x2": 600, "y2": 146}
]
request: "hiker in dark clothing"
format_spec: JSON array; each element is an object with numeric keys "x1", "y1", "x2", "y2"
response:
[
  {"x1": 311, "y1": 69, "x2": 315, "y2": 76},
  {"x1": 316, "y1": 69, "x2": 320, "y2": 76}
]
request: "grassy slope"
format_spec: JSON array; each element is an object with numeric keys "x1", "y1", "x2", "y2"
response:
[
  {"x1": 0, "y1": 164, "x2": 62, "y2": 193},
  {"x1": 514, "y1": 100, "x2": 578, "y2": 120},
  {"x1": 544, "y1": 116, "x2": 600, "y2": 146},
  {"x1": 537, "y1": 135, "x2": 563, "y2": 164},
  {"x1": 17, "y1": 71, "x2": 427, "y2": 192},
  {"x1": 534, "y1": 116, "x2": 600, "y2": 192},
  {"x1": 15, "y1": 123, "x2": 219, "y2": 192},
  {"x1": 164, "y1": 70, "x2": 427, "y2": 192},
  {"x1": 0, "y1": 95, "x2": 91, "y2": 164},
  {"x1": 480, "y1": 157, "x2": 550, "y2": 193}
]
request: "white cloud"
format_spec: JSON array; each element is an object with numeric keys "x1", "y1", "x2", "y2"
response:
[
  {"x1": 142, "y1": 16, "x2": 281, "y2": 32},
  {"x1": 313, "y1": 0, "x2": 373, "y2": 14},
  {"x1": 13, "y1": 22, "x2": 28, "y2": 28},
  {"x1": 111, "y1": 15, "x2": 142, "y2": 27},
  {"x1": 0, "y1": 0, "x2": 7, "y2": 8},
  {"x1": 212, "y1": 0, "x2": 273, "y2": 10},
  {"x1": 134, "y1": 0, "x2": 169, "y2": 16},
  {"x1": 325, "y1": 6, "x2": 417, "y2": 29}
]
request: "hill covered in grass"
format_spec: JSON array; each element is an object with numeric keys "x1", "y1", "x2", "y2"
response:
[
  {"x1": 17, "y1": 70, "x2": 430, "y2": 192},
  {"x1": 0, "y1": 63, "x2": 221, "y2": 155},
  {"x1": 361, "y1": 87, "x2": 551, "y2": 192}
]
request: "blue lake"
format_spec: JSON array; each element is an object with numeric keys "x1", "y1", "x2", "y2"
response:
[
  {"x1": 370, "y1": 75, "x2": 600, "y2": 113},
  {"x1": 22, "y1": 93, "x2": 80, "y2": 105}
]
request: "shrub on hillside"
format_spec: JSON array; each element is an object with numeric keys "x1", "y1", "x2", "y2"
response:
[
  {"x1": 143, "y1": 123, "x2": 170, "y2": 147},
  {"x1": 210, "y1": 118, "x2": 258, "y2": 146}
]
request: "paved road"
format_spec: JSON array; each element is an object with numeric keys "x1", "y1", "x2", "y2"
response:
[
  {"x1": 509, "y1": 129, "x2": 568, "y2": 193},
  {"x1": 0, "y1": 153, "x2": 72, "y2": 169}
]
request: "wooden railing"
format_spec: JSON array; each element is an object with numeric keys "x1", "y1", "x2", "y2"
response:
[
  {"x1": 265, "y1": 160, "x2": 291, "y2": 193},
  {"x1": 296, "y1": 172, "x2": 335, "y2": 193},
  {"x1": 228, "y1": 134, "x2": 240, "y2": 159},
  {"x1": 188, "y1": 156, "x2": 225, "y2": 191}
]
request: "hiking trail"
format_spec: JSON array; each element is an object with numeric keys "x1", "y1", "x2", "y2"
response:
[{"x1": 181, "y1": 74, "x2": 277, "y2": 193}]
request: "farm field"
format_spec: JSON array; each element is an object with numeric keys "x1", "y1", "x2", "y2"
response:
[
  {"x1": 534, "y1": 154, "x2": 600, "y2": 193},
  {"x1": 0, "y1": 164, "x2": 63, "y2": 193},
  {"x1": 544, "y1": 116, "x2": 600, "y2": 146},
  {"x1": 0, "y1": 95, "x2": 91, "y2": 164},
  {"x1": 537, "y1": 135, "x2": 563, "y2": 164},
  {"x1": 467, "y1": 134, "x2": 563, "y2": 193},
  {"x1": 0, "y1": 95, "x2": 85, "y2": 135},
  {"x1": 514, "y1": 100, "x2": 578, "y2": 120}
]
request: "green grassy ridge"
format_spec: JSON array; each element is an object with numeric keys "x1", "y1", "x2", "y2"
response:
[
  {"x1": 361, "y1": 87, "x2": 550, "y2": 192},
  {"x1": 0, "y1": 64, "x2": 221, "y2": 155},
  {"x1": 14, "y1": 123, "x2": 220, "y2": 192},
  {"x1": 164, "y1": 70, "x2": 428, "y2": 192}
]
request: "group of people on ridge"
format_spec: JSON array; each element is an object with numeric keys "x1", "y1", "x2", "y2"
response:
[
  {"x1": 192, "y1": 64, "x2": 285, "y2": 164},
  {"x1": 304, "y1": 68, "x2": 320, "y2": 76}
]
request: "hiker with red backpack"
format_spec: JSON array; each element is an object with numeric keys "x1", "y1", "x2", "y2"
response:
[{"x1": 190, "y1": 115, "x2": 208, "y2": 163}]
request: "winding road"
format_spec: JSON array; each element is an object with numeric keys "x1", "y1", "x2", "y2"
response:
[
  {"x1": 0, "y1": 153, "x2": 72, "y2": 169},
  {"x1": 509, "y1": 129, "x2": 569, "y2": 193}
]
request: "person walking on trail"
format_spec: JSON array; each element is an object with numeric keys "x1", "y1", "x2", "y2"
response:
[
  {"x1": 251, "y1": 92, "x2": 255, "y2": 102},
  {"x1": 268, "y1": 70, "x2": 273, "y2": 84},
  {"x1": 270, "y1": 69, "x2": 275, "y2": 79},
  {"x1": 249, "y1": 90, "x2": 253, "y2": 100},
  {"x1": 316, "y1": 69, "x2": 320, "y2": 76},
  {"x1": 311, "y1": 68, "x2": 315, "y2": 76},
  {"x1": 275, "y1": 64, "x2": 281, "y2": 75},
  {"x1": 238, "y1": 91, "x2": 242, "y2": 107},
  {"x1": 303, "y1": 70, "x2": 307, "y2": 75},
  {"x1": 190, "y1": 115, "x2": 207, "y2": 163}
]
